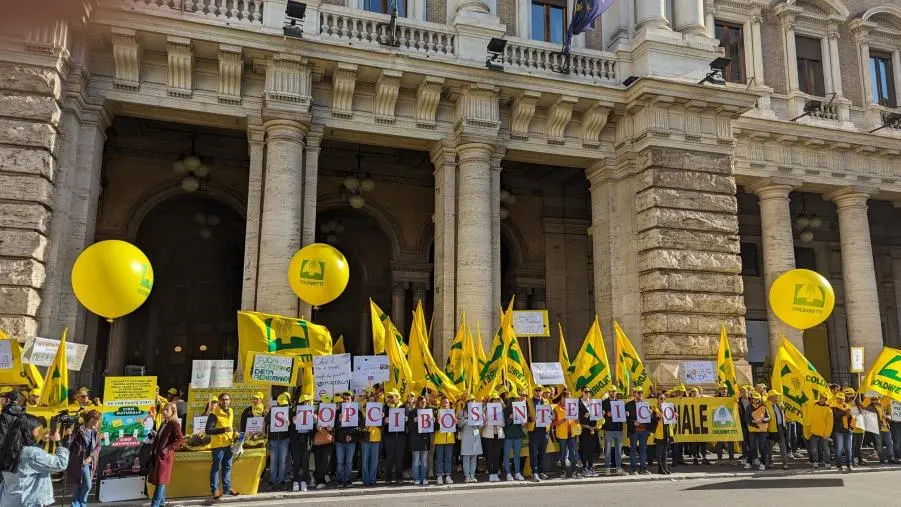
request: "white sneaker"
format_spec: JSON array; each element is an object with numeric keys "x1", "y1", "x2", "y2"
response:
[
  {"x1": 744, "y1": 463, "x2": 751, "y2": 470},
  {"x1": 506, "y1": 473, "x2": 514, "y2": 481},
  {"x1": 437, "y1": 476, "x2": 443, "y2": 485},
  {"x1": 300, "y1": 481, "x2": 307, "y2": 492},
  {"x1": 564, "y1": 457, "x2": 571, "y2": 467},
  {"x1": 490, "y1": 474, "x2": 499, "y2": 482},
  {"x1": 292, "y1": 482, "x2": 300, "y2": 492},
  {"x1": 445, "y1": 475, "x2": 453, "y2": 484},
  {"x1": 414, "y1": 479, "x2": 421, "y2": 486},
  {"x1": 758, "y1": 464, "x2": 765, "y2": 471},
  {"x1": 324, "y1": 474, "x2": 330, "y2": 483},
  {"x1": 315, "y1": 483, "x2": 326, "y2": 490},
  {"x1": 514, "y1": 473, "x2": 524, "y2": 481}
]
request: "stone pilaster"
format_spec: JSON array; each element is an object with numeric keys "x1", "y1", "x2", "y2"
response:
[
  {"x1": 241, "y1": 118, "x2": 265, "y2": 310},
  {"x1": 826, "y1": 188, "x2": 884, "y2": 369},
  {"x1": 298, "y1": 126, "x2": 323, "y2": 320},
  {"x1": 490, "y1": 147, "x2": 505, "y2": 326},
  {"x1": 747, "y1": 178, "x2": 803, "y2": 356},
  {"x1": 391, "y1": 281, "x2": 408, "y2": 334},
  {"x1": 430, "y1": 140, "x2": 457, "y2": 359},
  {"x1": 673, "y1": 0, "x2": 706, "y2": 36},
  {"x1": 635, "y1": 0, "x2": 669, "y2": 31}
]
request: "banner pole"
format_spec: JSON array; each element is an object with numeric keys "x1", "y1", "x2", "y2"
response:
[{"x1": 527, "y1": 336, "x2": 533, "y2": 365}]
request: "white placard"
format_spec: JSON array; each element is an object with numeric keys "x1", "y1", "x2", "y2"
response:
[
  {"x1": 0, "y1": 340, "x2": 12, "y2": 370},
  {"x1": 190, "y1": 360, "x2": 234, "y2": 389},
  {"x1": 438, "y1": 409, "x2": 456, "y2": 433},
  {"x1": 365, "y1": 403, "x2": 384, "y2": 427},
  {"x1": 588, "y1": 399, "x2": 603, "y2": 421},
  {"x1": 192, "y1": 416, "x2": 208, "y2": 434},
  {"x1": 681, "y1": 360, "x2": 716, "y2": 385},
  {"x1": 340, "y1": 402, "x2": 360, "y2": 427},
  {"x1": 250, "y1": 354, "x2": 294, "y2": 385},
  {"x1": 511, "y1": 401, "x2": 527, "y2": 424},
  {"x1": 467, "y1": 402, "x2": 484, "y2": 427},
  {"x1": 22, "y1": 337, "x2": 88, "y2": 371},
  {"x1": 353, "y1": 356, "x2": 390, "y2": 384},
  {"x1": 99, "y1": 476, "x2": 147, "y2": 503},
  {"x1": 535, "y1": 405, "x2": 552, "y2": 428},
  {"x1": 417, "y1": 409, "x2": 434, "y2": 433},
  {"x1": 564, "y1": 398, "x2": 578, "y2": 420},
  {"x1": 850, "y1": 347, "x2": 865, "y2": 373},
  {"x1": 530, "y1": 362, "x2": 566, "y2": 386},
  {"x1": 269, "y1": 406, "x2": 290, "y2": 433},
  {"x1": 511, "y1": 310, "x2": 549, "y2": 337},
  {"x1": 387, "y1": 407, "x2": 406, "y2": 432},
  {"x1": 635, "y1": 401, "x2": 652, "y2": 424},
  {"x1": 313, "y1": 354, "x2": 352, "y2": 400},
  {"x1": 486, "y1": 402, "x2": 504, "y2": 425},
  {"x1": 317, "y1": 403, "x2": 337, "y2": 428},
  {"x1": 892, "y1": 401, "x2": 901, "y2": 423},
  {"x1": 857, "y1": 411, "x2": 880, "y2": 435},
  {"x1": 294, "y1": 406, "x2": 315, "y2": 431},
  {"x1": 245, "y1": 416, "x2": 265, "y2": 434},
  {"x1": 661, "y1": 402, "x2": 678, "y2": 425},
  {"x1": 609, "y1": 400, "x2": 626, "y2": 423}
]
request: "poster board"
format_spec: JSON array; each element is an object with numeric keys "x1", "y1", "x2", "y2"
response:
[
  {"x1": 185, "y1": 382, "x2": 268, "y2": 434},
  {"x1": 313, "y1": 353, "x2": 351, "y2": 400},
  {"x1": 190, "y1": 360, "x2": 234, "y2": 389},
  {"x1": 511, "y1": 310, "x2": 550, "y2": 337},
  {"x1": 245, "y1": 352, "x2": 296, "y2": 386},
  {"x1": 21, "y1": 336, "x2": 88, "y2": 371},
  {"x1": 681, "y1": 361, "x2": 716, "y2": 385},
  {"x1": 530, "y1": 362, "x2": 565, "y2": 386},
  {"x1": 98, "y1": 376, "x2": 157, "y2": 502},
  {"x1": 850, "y1": 347, "x2": 865, "y2": 373}
]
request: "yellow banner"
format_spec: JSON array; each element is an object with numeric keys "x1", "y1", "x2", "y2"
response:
[{"x1": 669, "y1": 397, "x2": 743, "y2": 443}]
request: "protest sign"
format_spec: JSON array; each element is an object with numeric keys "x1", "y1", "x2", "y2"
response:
[
  {"x1": 317, "y1": 403, "x2": 337, "y2": 428},
  {"x1": 857, "y1": 411, "x2": 880, "y2": 435},
  {"x1": 535, "y1": 405, "x2": 552, "y2": 428},
  {"x1": 681, "y1": 361, "x2": 716, "y2": 385},
  {"x1": 352, "y1": 355, "x2": 390, "y2": 391},
  {"x1": 610, "y1": 400, "x2": 626, "y2": 422},
  {"x1": 670, "y1": 397, "x2": 742, "y2": 443},
  {"x1": 530, "y1": 362, "x2": 566, "y2": 386},
  {"x1": 661, "y1": 402, "x2": 678, "y2": 425},
  {"x1": 438, "y1": 409, "x2": 456, "y2": 432},
  {"x1": 892, "y1": 401, "x2": 901, "y2": 423},
  {"x1": 486, "y1": 402, "x2": 504, "y2": 425},
  {"x1": 269, "y1": 407, "x2": 290, "y2": 433},
  {"x1": 22, "y1": 336, "x2": 88, "y2": 371},
  {"x1": 313, "y1": 353, "x2": 351, "y2": 400},
  {"x1": 192, "y1": 416, "x2": 208, "y2": 433},
  {"x1": 295, "y1": 406, "x2": 315, "y2": 431},
  {"x1": 185, "y1": 382, "x2": 266, "y2": 434},
  {"x1": 246, "y1": 353, "x2": 295, "y2": 386},
  {"x1": 387, "y1": 408, "x2": 406, "y2": 432},
  {"x1": 636, "y1": 402, "x2": 652, "y2": 423},
  {"x1": 0, "y1": 340, "x2": 11, "y2": 370},
  {"x1": 468, "y1": 402, "x2": 484, "y2": 427},
  {"x1": 365, "y1": 403, "x2": 384, "y2": 427},
  {"x1": 98, "y1": 376, "x2": 157, "y2": 502},
  {"x1": 340, "y1": 402, "x2": 360, "y2": 427},
  {"x1": 564, "y1": 398, "x2": 578, "y2": 420},
  {"x1": 512, "y1": 310, "x2": 550, "y2": 337},
  {"x1": 512, "y1": 401, "x2": 527, "y2": 424},
  {"x1": 417, "y1": 409, "x2": 434, "y2": 433},
  {"x1": 190, "y1": 360, "x2": 234, "y2": 389},
  {"x1": 589, "y1": 399, "x2": 603, "y2": 421},
  {"x1": 245, "y1": 417, "x2": 265, "y2": 434}
]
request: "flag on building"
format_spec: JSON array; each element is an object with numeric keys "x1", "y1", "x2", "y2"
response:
[
  {"x1": 860, "y1": 346, "x2": 901, "y2": 402},
  {"x1": 408, "y1": 302, "x2": 462, "y2": 400},
  {"x1": 570, "y1": 317, "x2": 612, "y2": 397},
  {"x1": 558, "y1": 323, "x2": 573, "y2": 391},
  {"x1": 236, "y1": 310, "x2": 333, "y2": 373},
  {"x1": 38, "y1": 329, "x2": 69, "y2": 409},
  {"x1": 614, "y1": 321, "x2": 652, "y2": 394},
  {"x1": 565, "y1": 0, "x2": 615, "y2": 53},
  {"x1": 369, "y1": 299, "x2": 387, "y2": 355},
  {"x1": 717, "y1": 324, "x2": 738, "y2": 397}
]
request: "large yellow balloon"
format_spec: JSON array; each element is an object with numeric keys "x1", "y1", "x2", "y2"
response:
[
  {"x1": 71, "y1": 240, "x2": 154, "y2": 321},
  {"x1": 768, "y1": 269, "x2": 835, "y2": 330},
  {"x1": 288, "y1": 243, "x2": 349, "y2": 307}
]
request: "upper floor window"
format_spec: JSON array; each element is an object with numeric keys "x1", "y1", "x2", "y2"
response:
[
  {"x1": 531, "y1": 0, "x2": 566, "y2": 44},
  {"x1": 796, "y1": 35, "x2": 825, "y2": 97},
  {"x1": 869, "y1": 51, "x2": 897, "y2": 108},
  {"x1": 364, "y1": 0, "x2": 406, "y2": 17},
  {"x1": 715, "y1": 21, "x2": 746, "y2": 84}
]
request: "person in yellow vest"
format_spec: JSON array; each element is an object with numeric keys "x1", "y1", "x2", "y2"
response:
[
  {"x1": 805, "y1": 392, "x2": 833, "y2": 468},
  {"x1": 765, "y1": 390, "x2": 789, "y2": 470},
  {"x1": 745, "y1": 391, "x2": 769, "y2": 471},
  {"x1": 26, "y1": 388, "x2": 40, "y2": 409},
  {"x1": 69, "y1": 387, "x2": 100, "y2": 414},
  {"x1": 204, "y1": 392, "x2": 238, "y2": 499},
  {"x1": 552, "y1": 389, "x2": 577, "y2": 478},
  {"x1": 434, "y1": 396, "x2": 455, "y2": 485},
  {"x1": 831, "y1": 392, "x2": 853, "y2": 471},
  {"x1": 862, "y1": 394, "x2": 897, "y2": 464}
]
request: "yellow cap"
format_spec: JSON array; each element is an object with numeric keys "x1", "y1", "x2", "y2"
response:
[
  {"x1": 488, "y1": 391, "x2": 500, "y2": 399},
  {"x1": 386, "y1": 389, "x2": 400, "y2": 398},
  {"x1": 299, "y1": 394, "x2": 314, "y2": 403},
  {"x1": 252, "y1": 392, "x2": 265, "y2": 400},
  {"x1": 277, "y1": 393, "x2": 291, "y2": 406},
  {"x1": 842, "y1": 387, "x2": 856, "y2": 396},
  {"x1": 751, "y1": 392, "x2": 762, "y2": 400},
  {"x1": 633, "y1": 387, "x2": 644, "y2": 393},
  {"x1": 767, "y1": 389, "x2": 780, "y2": 398},
  {"x1": 76, "y1": 387, "x2": 90, "y2": 396},
  {"x1": 0, "y1": 387, "x2": 12, "y2": 395},
  {"x1": 689, "y1": 387, "x2": 700, "y2": 394},
  {"x1": 167, "y1": 388, "x2": 178, "y2": 396},
  {"x1": 835, "y1": 393, "x2": 846, "y2": 401},
  {"x1": 320, "y1": 395, "x2": 332, "y2": 403}
]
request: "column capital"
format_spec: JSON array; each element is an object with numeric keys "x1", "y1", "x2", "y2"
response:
[
  {"x1": 429, "y1": 139, "x2": 456, "y2": 167},
  {"x1": 247, "y1": 116, "x2": 265, "y2": 146},
  {"x1": 456, "y1": 142, "x2": 494, "y2": 164},
  {"x1": 490, "y1": 145, "x2": 506, "y2": 172},
  {"x1": 824, "y1": 187, "x2": 877, "y2": 208},
  {"x1": 263, "y1": 118, "x2": 308, "y2": 144},
  {"x1": 746, "y1": 177, "x2": 801, "y2": 200},
  {"x1": 306, "y1": 124, "x2": 324, "y2": 151},
  {"x1": 585, "y1": 159, "x2": 611, "y2": 187}
]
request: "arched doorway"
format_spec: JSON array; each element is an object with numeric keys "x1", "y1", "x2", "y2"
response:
[{"x1": 126, "y1": 195, "x2": 245, "y2": 389}]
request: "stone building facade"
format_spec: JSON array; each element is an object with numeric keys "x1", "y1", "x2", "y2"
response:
[{"x1": 1, "y1": 0, "x2": 900, "y2": 389}]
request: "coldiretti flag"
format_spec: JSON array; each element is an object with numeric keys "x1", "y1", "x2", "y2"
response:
[
  {"x1": 385, "y1": 319, "x2": 413, "y2": 399},
  {"x1": 38, "y1": 329, "x2": 69, "y2": 409},
  {"x1": 476, "y1": 324, "x2": 487, "y2": 373},
  {"x1": 475, "y1": 310, "x2": 510, "y2": 399},
  {"x1": 503, "y1": 308, "x2": 533, "y2": 397},
  {"x1": 408, "y1": 302, "x2": 462, "y2": 400},
  {"x1": 570, "y1": 317, "x2": 612, "y2": 397},
  {"x1": 780, "y1": 335, "x2": 830, "y2": 402},
  {"x1": 771, "y1": 345, "x2": 805, "y2": 422},
  {"x1": 464, "y1": 325, "x2": 478, "y2": 395},
  {"x1": 717, "y1": 324, "x2": 737, "y2": 397},
  {"x1": 861, "y1": 346, "x2": 901, "y2": 401},
  {"x1": 368, "y1": 299, "x2": 387, "y2": 355},
  {"x1": 558, "y1": 323, "x2": 573, "y2": 391},
  {"x1": 236, "y1": 311, "x2": 333, "y2": 373},
  {"x1": 614, "y1": 321, "x2": 652, "y2": 394},
  {"x1": 445, "y1": 314, "x2": 468, "y2": 392}
]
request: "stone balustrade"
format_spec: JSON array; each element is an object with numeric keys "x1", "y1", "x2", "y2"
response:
[
  {"x1": 119, "y1": 0, "x2": 263, "y2": 24},
  {"x1": 502, "y1": 37, "x2": 618, "y2": 83}
]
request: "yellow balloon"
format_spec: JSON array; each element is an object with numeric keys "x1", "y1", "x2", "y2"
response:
[
  {"x1": 71, "y1": 240, "x2": 154, "y2": 321},
  {"x1": 288, "y1": 243, "x2": 350, "y2": 307},
  {"x1": 768, "y1": 269, "x2": 835, "y2": 330}
]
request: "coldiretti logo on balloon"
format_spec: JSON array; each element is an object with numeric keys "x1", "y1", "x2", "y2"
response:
[
  {"x1": 791, "y1": 283, "x2": 826, "y2": 314},
  {"x1": 299, "y1": 259, "x2": 326, "y2": 285},
  {"x1": 137, "y1": 263, "x2": 153, "y2": 297}
]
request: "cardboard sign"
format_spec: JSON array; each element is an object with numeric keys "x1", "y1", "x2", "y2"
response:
[
  {"x1": 190, "y1": 360, "x2": 234, "y2": 389},
  {"x1": 365, "y1": 403, "x2": 384, "y2": 427},
  {"x1": 317, "y1": 403, "x2": 337, "y2": 428},
  {"x1": 609, "y1": 400, "x2": 626, "y2": 423},
  {"x1": 387, "y1": 408, "x2": 406, "y2": 432},
  {"x1": 192, "y1": 416, "x2": 208, "y2": 434},
  {"x1": 245, "y1": 416, "x2": 265, "y2": 434},
  {"x1": 857, "y1": 411, "x2": 880, "y2": 435},
  {"x1": 512, "y1": 310, "x2": 550, "y2": 337},
  {"x1": 248, "y1": 353, "x2": 295, "y2": 386},
  {"x1": 511, "y1": 401, "x2": 527, "y2": 424},
  {"x1": 340, "y1": 402, "x2": 360, "y2": 427},
  {"x1": 681, "y1": 361, "x2": 716, "y2": 385},
  {"x1": 467, "y1": 402, "x2": 484, "y2": 427},
  {"x1": 661, "y1": 402, "x2": 678, "y2": 425},
  {"x1": 351, "y1": 356, "x2": 390, "y2": 392},
  {"x1": 850, "y1": 347, "x2": 865, "y2": 373},
  {"x1": 535, "y1": 405, "x2": 552, "y2": 428},
  {"x1": 635, "y1": 402, "x2": 652, "y2": 424},
  {"x1": 269, "y1": 406, "x2": 290, "y2": 433},
  {"x1": 588, "y1": 399, "x2": 603, "y2": 421},
  {"x1": 313, "y1": 354, "x2": 352, "y2": 400},
  {"x1": 892, "y1": 401, "x2": 901, "y2": 423},
  {"x1": 0, "y1": 340, "x2": 12, "y2": 370},
  {"x1": 294, "y1": 405, "x2": 315, "y2": 431},
  {"x1": 530, "y1": 362, "x2": 566, "y2": 386},
  {"x1": 22, "y1": 336, "x2": 88, "y2": 371},
  {"x1": 438, "y1": 409, "x2": 456, "y2": 433},
  {"x1": 564, "y1": 398, "x2": 578, "y2": 420},
  {"x1": 486, "y1": 402, "x2": 504, "y2": 425},
  {"x1": 417, "y1": 409, "x2": 434, "y2": 433}
]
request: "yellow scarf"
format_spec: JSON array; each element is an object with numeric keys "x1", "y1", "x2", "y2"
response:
[{"x1": 251, "y1": 403, "x2": 264, "y2": 417}]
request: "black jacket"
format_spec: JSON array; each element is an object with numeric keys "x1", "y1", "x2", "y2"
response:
[
  {"x1": 335, "y1": 403, "x2": 361, "y2": 443},
  {"x1": 578, "y1": 399, "x2": 596, "y2": 433},
  {"x1": 624, "y1": 400, "x2": 648, "y2": 434},
  {"x1": 407, "y1": 408, "x2": 431, "y2": 451},
  {"x1": 601, "y1": 399, "x2": 623, "y2": 431},
  {"x1": 264, "y1": 406, "x2": 291, "y2": 441},
  {"x1": 0, "y1": 404, "x2": 25, "y2": 447},
  {"x1": 383, "y1": 406, "x2": 408, "y2": 438}
]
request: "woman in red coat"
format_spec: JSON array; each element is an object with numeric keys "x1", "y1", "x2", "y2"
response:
[{"x1": 149, "y1": 403, "x2": 185, "y2": 507}]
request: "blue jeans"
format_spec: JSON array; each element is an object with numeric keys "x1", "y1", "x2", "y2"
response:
[
  {"x1": 71, "y1": 464, "x2": 91, "y2": 507},
  {"x1": 503, "y1": 438, "x2": 522, "y2": 475},
  {"x1": 361, "y1": 442, "x2": 380, "y2": 485},
  {"x1": 749, "y1": 432, "x2": 769, "y2": 465},
  {"x1": 268, "y1": 438, "x2": 289, "y2": 485},
  {"x1": 605, "y1": 430, "x2": 623, "y2": 469},
  {"x1": 528, "y1": 431, "x2": 547, "y2": 475},
  {"x1": 435, "y1": 444, "x2": 453, "y2": 476},
  {"x1": 834, "y1": 432, "x2": 853, "y2": 466},
  {"x1": 561, "y1": 437, "x2": 577, "y2": 474},
  {"x1": 412, "y1": 450, "x2": 428, "y2": 482},
  {"x1": 335, "y1": 441, "x2": 356, "y2": 484},
  {"x1": 629, "y1": 431, "x2": 649, "y2": 470},
  {"x1": 210, "y1": 446, "x2": 233, "y2": 495},
  {"x1": 150, "y1": 484, "x2": 166, "y2": 507}
]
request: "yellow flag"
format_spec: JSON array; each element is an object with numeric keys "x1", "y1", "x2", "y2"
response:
[
  {"x1": 476, "y1": 324, "x2": 487, "y2": 372},
  {"x1": 333, "y1": 335, "x2": 346, "y2": 355},
  {"x1": 503, "y1": 309, "x2": 533, "y2": 397},
  {"x1": 0, "y1": 335, "x2": 43, "y2": 390},
  {"x1": 570, "y1": 317, "x2": 612, "y2": 397},
  {"x1": 464, "y1": 325, "x2": 478, "y2": 395},
  {"x1": 385, "y1": 319, "x2": 413, "y2": 399},
  {"x1": 38, "y1": 329, "x2": 69, "y2": 409},
  {"x1": 558, "y1": 323, "x2": 573, "y2": 391},
  {"x1": 780, "y1": 335, "x2": 830, "y2": 402},
  {"x1": 369, "y1": 299, "x2": 387, "y2": 355},
  {"x1": 236, "y1": 310, "x2": 333, "y2": 373},
  {"x1": 445, "y1": 313, "x2": 468, "y2": 392},
  {"x1": 408, "y1": 302, "x2": 462, "y2": 400},
  {"x1": 300, "y1": 367, "x2": 314, "y2": 399},
  {"x1": 717, "y1": 324, "x2": 737, "y2": 397},
  {"x1": 474, "y1": 304, "x2": 517, "y2": 400},
  {"x1": 771, "y1": 345, "x2": 805, "y2": 422},
  {"x1": 860, "y1": 346, "x2": 901, "y2": 401},
  {"x1": 614, "y1": 321, "x2": 652, "y2": 394}
]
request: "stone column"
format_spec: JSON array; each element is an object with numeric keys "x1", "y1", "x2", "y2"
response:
[
  {"x1": 891, "y1": 249, "x2": 901, "y2": 345},
  {"x1": 827, "y1": 26, "x2": 843, "y2": 97},
  {"x1": 298, "y1": 126, "x2": 323, "y2": 320},
  {"x1": 241, "y1": 118, "x2": 265, "y2": 310},
  {"x1": 635, "y1": 0, "x2": 669, "y2": 31},
  {"x1": 826, "y1": 188, "x2": 884, "y2": 368},
  {"x1": 893, "y1": 51, "x2": 901, "y2": 107},
  {"x1": 513, "y1": 289, "x2": 529, "y2": 310},
  {"x1": 750, "y1": 11, "x2": 766, "y2": 87},
  {"x1": 412, "y1": 283, "x2": 428, "y2": 308},
  {"x1": 704, "y1": 3, "x2": 715, "y2": 38},
  {"x1": 856, "y1": 30, "x2": 874, "y2": 105},
  {"x1": 747, "y1": 179, "x2": 803, "y2": 356},
  {"x1": 782, "y1": 18, "x2": 800, "y2": 92},
  {"x1": 456, "y1": 142, "x2": 494, "y2": 345},
  {"x1": 257, "y1": 118, "x2": 307, "y2": 316},
  {"x1": 673, "y1": 0, "x2": 706, "y2": 36},
  {"x1": 391, "y1": 282, "x2": 407, "y2": 334},
  {"x1": 490, "y1": 148, "x2": 505, "y2": 325},
  {"x1": 456, "y1": 0, "x2": 490, "y2": 15}
]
